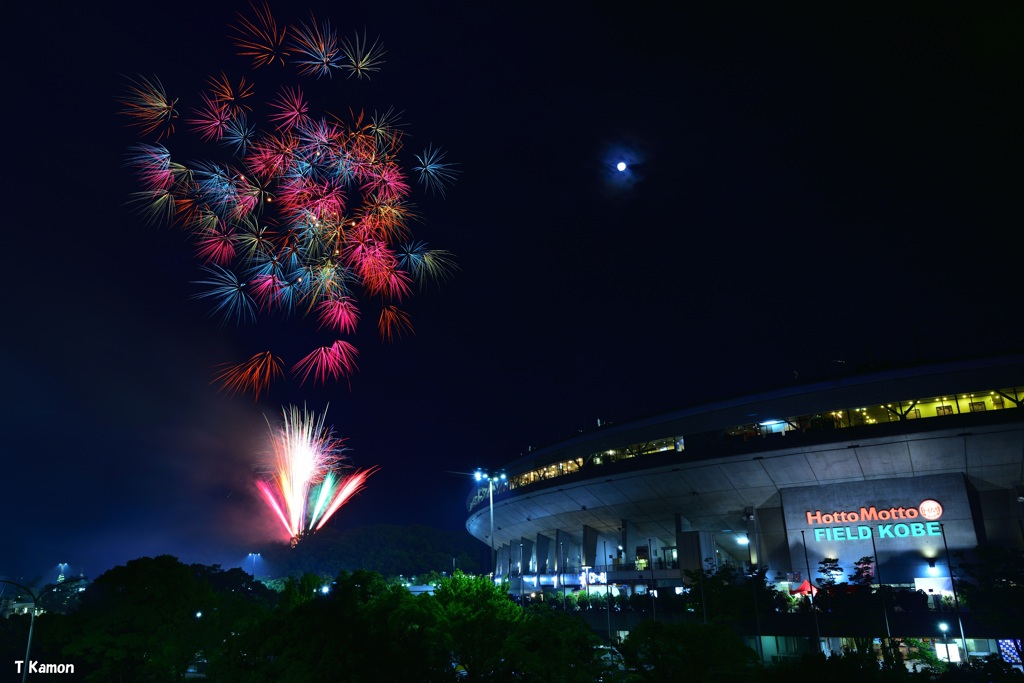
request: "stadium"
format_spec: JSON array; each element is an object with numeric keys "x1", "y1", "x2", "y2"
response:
[{"x1": 466, "y1": 355, "x2": 1024, "y2": 623}]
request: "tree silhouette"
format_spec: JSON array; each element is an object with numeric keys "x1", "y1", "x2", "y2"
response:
[{"x1": 956, "y1": 545, "x2": 1024, "y2": 664}]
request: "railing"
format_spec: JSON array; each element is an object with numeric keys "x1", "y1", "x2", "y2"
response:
[{"x1": 467, "y1": 384, "x2": 1022, "y2": 512}]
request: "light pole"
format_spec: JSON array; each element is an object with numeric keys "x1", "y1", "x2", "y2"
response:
[
  {"x1": 648, "y1": 539, "x2": 656, "y2": 623},
  {"x1": 475, "y1": 469, "x2": 506, "y2": 575},
  {"x1": 248, "y1": 552, "x2": 260, "y2": 579},
  {"x1": 940, "y1": 523, "x2": 969, "y2": 660},
  {"x1": 519, "y1": 542, "x2": 525, "y2": 605},
  {"x1": 604, "y1": 540, "x2": 612, "y2": 644},
  {"x1": 1, "y1": 579, "x2": 39, "y2": 683},
  {"x1": 869, "y1": 534, "x2": 893, "y2": 663},
  {"x1": 559, "y1": 541, "x2": 565, "y2": 610},
  {"x1": 939, "y1": 622, "x2": 950, "y2": 663},
  {"x1": 801, "y1": 530, "x2": 822, "y2": 651}
]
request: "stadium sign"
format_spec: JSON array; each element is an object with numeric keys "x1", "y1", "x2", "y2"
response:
[{"x1": 805, "y1": 499, "x2": 944, "y2": 542}]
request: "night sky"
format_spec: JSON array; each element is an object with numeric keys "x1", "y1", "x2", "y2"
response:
[{"x1": 4, "y1": 2, "x2": 1021, "y2": 583}]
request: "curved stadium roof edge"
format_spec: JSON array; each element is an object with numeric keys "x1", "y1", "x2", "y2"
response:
[{"x1": 499, "y1": 353, "x2": 1024, "y2": 475}]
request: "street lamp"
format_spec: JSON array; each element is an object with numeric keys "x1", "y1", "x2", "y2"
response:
[
  {"x1": 939, "y1": 622, "x2": 950, "y2": 662},
  {"x1": 475, "y1": 469, "x2": 506, "y2": 573}
]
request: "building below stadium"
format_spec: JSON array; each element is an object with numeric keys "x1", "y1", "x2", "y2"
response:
[{"x1": 465, "y1": 355, "x2": 1024, "y2": 662}]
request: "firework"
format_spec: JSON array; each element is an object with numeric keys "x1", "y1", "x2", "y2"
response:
[
  {"x1": 213, "y1": 351, "x2": 284, "y2": 400},
  {"x1": 121, "y1": 2, "x2": 459, "y2": 397},
  {"x1": 255, "y1": 405, "x2": 376, "y2": 545}
]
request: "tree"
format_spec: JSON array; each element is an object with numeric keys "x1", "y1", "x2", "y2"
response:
[
  {"x1": 848, "y1": 556, "x2": 874, "y2": 586},
  {"x1": 277, "y1": 572, "x2": 333, "y2": 610},
  {"x1": 211, "y1": 568, "x2": 448, "y2": 683},
  {"x1": 816, "y1": 557, "x2": 842, "y2": 590},
  {"x1": 34, "y1": 576, "x2": 90, "y2": 615},
  {"x1": 60, "y1": 555, "x2": 218, "y2": 682},
  {"x1": 619, "y1": 621, "x2": 758, "y2": 683},
  {"x1": 352, "y1": 574, "x2": 450, "y2": 682},
  {"x1": 955, "y1": 545, "x2": 1024, "y2": 664},
  {"x1": 430, "y1": 571, "x2": 523, "y2": 682},
  {"x1": 841, "y1": 555, "x2": 900, "y2": 664},
  {"x1": 681, "y1": 561, "x2": 782, "y2": 625},
  {"x1": 502, "y1": 606, "x2": 603, "y2": 683},
  {"x1": 190, "y1": 564, "x2": 277, "y2": 676},
  {"x1": 212, "y1": 568, "x2": 612, "y2": 683},
  {"x1": 901, "y1": 637, "x2": 947, "y2": 673}
]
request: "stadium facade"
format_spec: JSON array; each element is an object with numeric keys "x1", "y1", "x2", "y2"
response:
[{"x1": 466, "y1": 355, "x2": 1024, "y2": 605}]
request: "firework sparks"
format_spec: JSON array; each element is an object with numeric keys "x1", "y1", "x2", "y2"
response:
[
  {"x1": 118, "y1": 75, "x2": 178, "y2": 141},
  {"x1": 121, "y1": 4, "x2": 457, "y2": 397},
  {"x1": 255, "y1": 405, "x2": 376, "y2": 545},
  {"x1": 213, "y1": 351, "x2": 284, "y2": 400}
]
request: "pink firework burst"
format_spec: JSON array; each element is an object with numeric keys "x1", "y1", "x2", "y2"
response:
[
  {"x1": 316, "y1": 296, "x2": 360, "y2": 334},
  {"x1": 254, "y1": 405, "x2": 376, "y2": 544},
  {"x1": 292, "y1": 341, "x2": 359, "y2": 385},
  {"x1": 188, "y1": 91, "x2": 233, "y2": 142},
  {"x1": 268, "y1": 86, "x2": 310, "y2": 132}
]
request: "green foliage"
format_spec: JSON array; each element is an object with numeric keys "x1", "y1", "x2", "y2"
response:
[
  {"x1": 211, "y1": 568, "x2": 449, "y2": 683},
  {"x1": 431, "y1": 571, "x2": 523, "y2": 682},
  {"x1": 502, "y1": 606, "x2": 602, "y2": 683},
  {"x1": 201, "y1": 568, "x2": 606, "y2": 682},
  {"x1": 259, "y1": 576, "x2": 288, "y2": 592},
  {"x1": 902, "y1": 637, "x2": 946, "y2": 673},
  {"x1": 559, "y1": 589, "x2": 579, "y2": 610},
  {"x1": 680, "y1": 563, "x2": 783, "y2": 624},
  {"x1": 278, "y1": 572, "x2": 333, "y2": 610},
  {"x1": 45, "y1": 552, "x2": 1024, "y2": 683},
  {"x1": 56, "y1": 555, "x2": 272, "y2": 682},
  {"x1": 619, "y1": 621, "x2": 758, "y2": 683}
]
